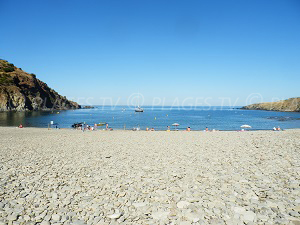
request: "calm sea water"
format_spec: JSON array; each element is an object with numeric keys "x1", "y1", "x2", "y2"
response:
[{"x1": 0, "y1": 106, "x2": 300, "y2": 130}]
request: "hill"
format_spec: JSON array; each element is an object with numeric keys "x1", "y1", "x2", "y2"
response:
[
  {"x1": 241, "y1": 98, "x2": 300, "y2": 112},
  {"x1": 0, "y1": 60, "x2": 81, "y2": 111}
]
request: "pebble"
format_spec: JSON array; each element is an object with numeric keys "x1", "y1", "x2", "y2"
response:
[
  {"x1": 23, "y1": 215, "x2": 31, "y2": 221},
  {"x1": 132, "y1": 202, "x2": 147, "y2": 208},
  {"x1": 289, "y1": 211, "x2": 300, "y2": 217},
  {"x1": 7, "y1": 214, "x2": 18, "y2": 221},
  {"x1": 177, "y1": 201, "x2": 190, "y2": 209},
  {"x1": 243, "y1": 211, "x2": 256, "y2": 222},
  {"x1": 52, "y1": 214, "x2": 61, "y2": 221},
  {"x1": 179, "y1": 221, "x2": 192, "y2": 225},
  {"x1": 184, "y1": 212, "x2": 200, "y2": 222},
  {"x1": 107, "y1": 213, "x2": 122, "y2": 219},
  {"x1": 233, "y1": 206, "x2": 246, "y2": 214},
  {"x1": 152, "y1": 211, "x2": 170, "y2": 220}
]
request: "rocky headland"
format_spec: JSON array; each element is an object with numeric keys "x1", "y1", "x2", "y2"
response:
[
  {"x1": 241, "y1": 98, "x2": 300, "y2": 112},
  {"x1": 0, "y1": 59, "x2": 80, "y2": 111}
]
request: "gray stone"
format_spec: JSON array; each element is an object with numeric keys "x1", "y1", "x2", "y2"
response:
[
  {"x1": 177, "y1": 201, "x2": 190, "y2": 209},
  {"x1": 52, "y1": 214, "x2": 61, "y2": 221},
  {"x1": 132, "y1": 202, "x2": 147, "y2": 208},
  {"x1": 107, "y1": 213, "x2": 122, "y2": 219},
  {"x1": 184, "y1": 212, "x2": 200, "y2": 222},
  {"x1": 290, "y1": 211, "x2": 300, "y2": 217},
  {"x1": 243, "y1": 211, "x2": 256, "y2": 222},
  {"x1": 7, "y1": 214, "x2": 18, "y2": 221},
  {"x1": 71, "y1": 220, "x2": 86, "y2": 225},
  {"x1": 179, "y1": 221, "x2": 192, "y2": 225},
  {"x1": 23, "y1": 215, "x2": 31, "y2": 221},
  {"x1": 233, "y1": 206, "x2": 246, "y2": 214},
  {"x1": 152, "y1": 211, "x2": 170, "y2": 220}
]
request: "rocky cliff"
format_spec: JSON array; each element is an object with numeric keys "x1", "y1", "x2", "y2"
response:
[
  {"x1": 0, "y1": 60, "x2": 81, "y2": 111},
  {"x1": 241, "y1": 98, "x2": 300, "y2": 112}
]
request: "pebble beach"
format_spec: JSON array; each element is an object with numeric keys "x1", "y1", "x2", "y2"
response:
[{"x1": 0, "y1": 127, "x2": 299, "y2": 225}]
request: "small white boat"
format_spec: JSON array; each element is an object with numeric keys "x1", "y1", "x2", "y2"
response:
[
  {"x1": 241, "y1": 124, "x2": 251, "y2": 128},
  {"x1": 135, "y1": 106, "x2": 144, "y2": 112}
]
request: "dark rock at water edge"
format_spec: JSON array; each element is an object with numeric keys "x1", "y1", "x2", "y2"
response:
[
  {"x1": 266, "y1": 116, "x2": 300, "y2": 121},
  {"x1": 83, "y1": 106, "x2": 95, "y2": 109}
]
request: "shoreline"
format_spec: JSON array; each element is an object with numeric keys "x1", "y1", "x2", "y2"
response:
[{"x1": 1, "y1": 126, "x2": 300, "y2": 132}]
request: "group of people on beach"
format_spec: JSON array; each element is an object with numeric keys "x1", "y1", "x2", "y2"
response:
[
  {"x1": 17, "y1": 122, "x2": 284, "y2": 131},
  {"x1": 77, "y1": 123, "x2": 113, "y2": 132},
  {"x1": 143, "y1": 126, "x2": 215, "y2": 132},
  {"x1": 17, "y1": 123, "x2": 284, "y2": 131},
  {"x1": 17, "y1": 121, "x2": 285, "y2": 131},
  {"x1": 145, "y1": 127, "x2": 155, "y2": 131}
]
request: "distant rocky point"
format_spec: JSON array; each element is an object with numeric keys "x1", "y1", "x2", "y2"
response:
[
  {"x1": 83, "y1": 106, "x2": 95, "y2": 109},
  {"x1": 0, "y1": 59, "x2": 81, "y2": 111},
  {"x1": 241, "y1": 97, "x2": 300, "y2": 112}
]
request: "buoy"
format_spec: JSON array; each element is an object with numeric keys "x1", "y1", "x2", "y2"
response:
[{"x1": 154, "y1": 117, "x2": 156, "y2": 120}]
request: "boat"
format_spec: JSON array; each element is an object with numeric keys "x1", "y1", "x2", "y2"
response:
[
  {"x1": 97, "y1": 122, "x2": 106, "y2": 126},
  {"x1": 241, "y1": 124, "x2": 251, "y2": 128},
  {"x1": 135, "y1": 106, "x2": 144, "y2": 112},
  {"x1": 134, "y1": 91, "x2": 144, "y2": 112},
  {"x1": 72, "y1": 122, "x2": 83, "y2": 128}
]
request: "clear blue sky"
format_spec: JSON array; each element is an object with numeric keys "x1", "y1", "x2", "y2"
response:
[{"x1": 1, "y1": 0, "x2": 299, "y2": 106}]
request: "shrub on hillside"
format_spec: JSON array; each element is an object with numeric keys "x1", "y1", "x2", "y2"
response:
[
  {"x1": 2, "y1": 63, "x2": 15, "y2": 72},
  {"x1": 0, "y1": 73, "x2": 13, "y2": 85}
]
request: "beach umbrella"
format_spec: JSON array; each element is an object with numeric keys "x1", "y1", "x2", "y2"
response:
[
  {"x1": 172, "y1": 123, "x2": 180, "y2": 130},
  {"x1": 241, "y1": 124, "x2": 251, "y2": 128}
]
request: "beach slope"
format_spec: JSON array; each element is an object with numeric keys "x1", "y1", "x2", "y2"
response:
[{"x1": 0, "y1": 128, "x2": 299, "y2": 224}]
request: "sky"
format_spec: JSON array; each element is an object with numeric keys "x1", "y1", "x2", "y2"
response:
[{"x1": 0, "y1": 0, "x2": 299, "y2": 106}]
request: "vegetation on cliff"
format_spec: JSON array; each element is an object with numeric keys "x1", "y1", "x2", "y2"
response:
[
  {"x1": 241, "y1": 98, "x2": 300, "y2": 112},
  {"x1": 0, "y1": 59, "x2": 81, "y2": 111}
]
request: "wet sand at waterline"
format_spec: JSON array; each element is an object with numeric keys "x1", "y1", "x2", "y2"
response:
[{"x1": 0, "y1": 127, "x2": 299, "y2": 224}]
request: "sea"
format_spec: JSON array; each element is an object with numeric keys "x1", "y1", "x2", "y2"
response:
[{"x1": 1, "y1": 106, "x2": 300, "y2": 130}]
